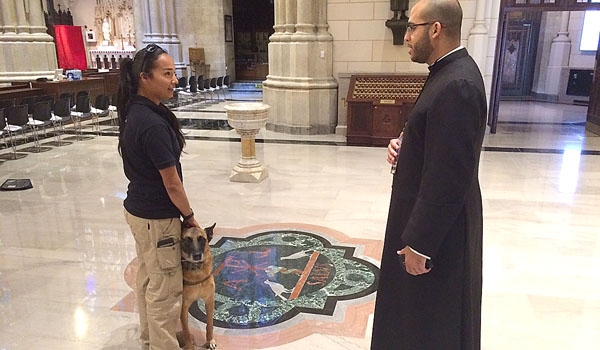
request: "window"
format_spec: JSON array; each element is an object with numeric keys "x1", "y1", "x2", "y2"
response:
[{"x1": 580, "y1": 11, "x2": 600, "y2": 51}]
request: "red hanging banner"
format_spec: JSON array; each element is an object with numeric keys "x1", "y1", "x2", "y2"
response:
[{"x1": 54, "y1": 25, "x2": 87, "y2": 70}]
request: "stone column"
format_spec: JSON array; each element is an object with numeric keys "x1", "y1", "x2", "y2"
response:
[
  {"x1": 137, "y1": 0, "x2": 182, "y2": 70},
  {"x1": 0, "y1": 1, "x2": 18, "y2": 34},
  {"x1": 271, "y1": 0, "x2": 286, "y2": 42},
  {"x1": 467, "y1": 0, "x2": 488, "y2": 73},
  {"x1": 27, "y1": 0, "x2": 48, "y2": 35},
  {"x1": 545, "y1": 11, "x2": 571, "y2": 96},
  {"x1": 263, "y1": 0, "x2": 338, "y2": 135},
  {"x1": 284, "y1": 0, "x2": 296, "y2": 39},
  {"x1": 148, "y1": 0, "x2": 162, "y2": 41},
  {"x1": 15, "y1": 0, "x2": 28, "y2": 34},
  {"x1": 160, "y1": 0, "x2": 169, "y2": 40},
  {"x1": 292, "y1": 0, "x2": 316, "y2": 40},
  {"x1": 165, "y1": 0, "x2": 178, "y2": 43},
  {"x1": 0, "y1": 0, "x2": 57, "y2": 82},
  {"x1": 316, "y1": 0, "x2": 332, "y2": 42}
]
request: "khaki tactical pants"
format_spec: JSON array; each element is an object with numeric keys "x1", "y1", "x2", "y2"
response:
[{"x1": 125, "y1": 210, "x2": 183, "y2": 350}]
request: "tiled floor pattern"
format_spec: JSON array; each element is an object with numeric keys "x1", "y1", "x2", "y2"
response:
[{"x1": 0, "y1": 99, "x2": 599, "y2": 349}]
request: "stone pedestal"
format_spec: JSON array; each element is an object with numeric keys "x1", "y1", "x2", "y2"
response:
[{"x1": 224, "y1": 102, "x2": 270, "y2": 183}]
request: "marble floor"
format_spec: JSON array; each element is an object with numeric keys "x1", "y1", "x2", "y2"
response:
[{"x1": 0, "y1": 99, "x2": 599, "y2": 349}]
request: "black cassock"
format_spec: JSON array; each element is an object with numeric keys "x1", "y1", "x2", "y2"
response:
[{"x1": 371, "y1": 49, "x2": 487, "y2": 350}]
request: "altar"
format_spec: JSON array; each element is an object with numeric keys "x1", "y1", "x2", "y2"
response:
[
  {"x1": 89, "y1": 48, "x2": 136, "y2": 69},
  {"x1": 87, "y1": 11, "x2": 136, "y2": 70}
]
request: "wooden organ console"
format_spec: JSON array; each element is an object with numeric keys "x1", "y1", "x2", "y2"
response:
[{"x1": 346, "y1": 74, "x2": 427, "y2": 146}]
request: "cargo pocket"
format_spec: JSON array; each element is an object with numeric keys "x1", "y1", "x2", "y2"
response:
[
  {"x1": 154, "y1": 218, "x2": 181, "y2": 271},
  {"x1": 156, "y1": 235, "x2": 180, "y2": 270}
]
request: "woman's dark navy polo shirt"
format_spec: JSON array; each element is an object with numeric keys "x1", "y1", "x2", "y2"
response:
[{"x1": 121, "y1": 95, "x2": 183, "y2": 219}]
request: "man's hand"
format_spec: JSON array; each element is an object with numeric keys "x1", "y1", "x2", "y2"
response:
[
  {"x1": 387, "y1": 138, "x2": 401, "y2": 165},
  {"x1": 398, "y1": 246, "x2": 431, "y2": 276}
]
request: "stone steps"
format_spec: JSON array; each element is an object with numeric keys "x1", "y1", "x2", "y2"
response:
[{"x1": 229, "y1": 80, "x2": 263, "y2": 92}]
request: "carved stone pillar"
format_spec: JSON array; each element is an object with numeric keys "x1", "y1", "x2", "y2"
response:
[
  {"x1": 148, "y1": 0, "x2": 162, "y2": 40},
  {"x1": 271, "y1": 0, "x2": 286, "y2": 42},
  {"x1": 15, "y1": 0, "x2": 28, "y2": 34},
  {"x1": 0, "y1": 1, "x2": 17, "y2": 34},
  {"x1": 316, "y1": 0, "x2": 332, "y2": 42},
  {"x1": 28, "y1": 0, "x2": 48, "y2": 35},
  {"x1": 165, "y1": 0, "x2": 177, "y2": 43},
  {"x1": 467, "y1": 0, "x2": 488, "y2": 73},
  {"x1": 284, "y1": 0, "x2": 296, "y2": 40},
  {"x1": 136, "y1": 0, "x2": 182, "y2": 70},
  {"x1": 545, "y1": 12, "x2": 571, "y2": 96},
  {"x1": 293, "y1": 0, "x2": 316, "y2": 40},
  {"x1": 0, "y1": 0, "x2": 57, "y2": 82},
  {"x1": 263, "y1": 0, "x2": 338, "y2": 135}
]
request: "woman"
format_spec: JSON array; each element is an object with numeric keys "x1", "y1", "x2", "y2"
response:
[{"x1": 117, "y1": 43, "x2": 199, "y2": 349}]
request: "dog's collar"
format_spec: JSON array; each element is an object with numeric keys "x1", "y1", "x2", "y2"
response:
[
  {"x1": 183, "y1": 273, "x2": 213, "y2": 286},
  {"x1": 181, "y1": 259, "x2": 204, "y2": 271}
]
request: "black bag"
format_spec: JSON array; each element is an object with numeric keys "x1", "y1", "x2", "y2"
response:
[{"x1": 0, "y1": 178, "x2": 33, "y2": 191}]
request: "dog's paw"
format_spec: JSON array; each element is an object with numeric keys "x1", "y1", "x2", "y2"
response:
[
  {"x1": 204, "y1": 340, "x2": 217, "y2": 349},
  {"x1": 176, "y1": 331, "x2": 186, "y2": 347},
  {"x1": 177, "y1": 331, "x2": 196, "y2": 349}
]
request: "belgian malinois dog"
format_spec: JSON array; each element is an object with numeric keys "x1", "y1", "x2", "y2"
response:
[{"x1": 177, "y1": 224, "x2": 217, "y2": 350}]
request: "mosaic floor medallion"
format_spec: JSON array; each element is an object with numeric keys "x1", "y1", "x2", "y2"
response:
[{"x1": 116, "y1": 223, "x2": 382, "y2": 348}]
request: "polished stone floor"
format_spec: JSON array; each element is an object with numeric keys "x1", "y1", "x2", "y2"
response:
[{"x1": 0, "y1": 99, "x2": 599, "y2": 349}]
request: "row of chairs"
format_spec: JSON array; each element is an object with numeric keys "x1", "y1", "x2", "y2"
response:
[
  {"x1": 175, "y1": 75, "x2": 230, "y2": 106},
  {"x1": 0, "y1": 92, "x2": 113, "y2": 160}
]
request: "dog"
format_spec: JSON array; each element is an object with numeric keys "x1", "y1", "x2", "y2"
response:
[{"x1": 177, "y1": 223, "x2": 217, "y2": 350}]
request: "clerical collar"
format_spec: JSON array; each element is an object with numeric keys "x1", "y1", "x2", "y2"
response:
[
  {"x1": 428, "y1": 46, "x2": 466, "y2": 74},
  {"x1": 429, "y1": 46, "x2": 465, "y2": 67}
]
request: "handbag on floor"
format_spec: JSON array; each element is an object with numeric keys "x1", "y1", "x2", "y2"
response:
[{"x1": 0, "y1": 178, "x2": 33, "y2": 191}]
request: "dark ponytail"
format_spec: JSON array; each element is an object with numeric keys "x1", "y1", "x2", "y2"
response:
[{"x1": 117, "y1": 57, "x2": 136, "y2": 155}]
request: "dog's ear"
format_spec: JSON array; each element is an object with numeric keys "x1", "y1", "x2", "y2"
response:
[
  {"x1": 180, "y1": 226, "x2": 190, "y2": 237},
  {"x1": 204, "y1": 223, "x2": 216, "y2": 242}
]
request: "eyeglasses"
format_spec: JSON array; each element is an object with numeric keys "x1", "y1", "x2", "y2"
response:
[
  {"x1": 406, "y1": 21, "x2": 439, "y2": 33},
  {"x1": 136, "y1": 43, "x2": 165, "y2": 74}
]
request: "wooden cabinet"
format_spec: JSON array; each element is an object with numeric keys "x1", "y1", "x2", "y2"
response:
[
  {"x1": 0, "y1": 87, "x2": 43, "y2": 105},
  {"x1": 372, "y1": 104, "x2": 412, "y2": 146},
  {"x1": 31, "y1": 78, "x2": 106, "y2": 101},
  {"x1": 236, "y1": 64, "x2": 268, "y2": 80},
  {"x1": 346, "y1": 74, "x2": 427, "y2": 146},
  {"x1": 85, "y1": 72, "x2": 119, "y2": 96}
]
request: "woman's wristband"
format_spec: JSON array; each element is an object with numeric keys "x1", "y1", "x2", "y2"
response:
[{"x1": 182, "y1": 210, "x2": 194, "y2": 221}]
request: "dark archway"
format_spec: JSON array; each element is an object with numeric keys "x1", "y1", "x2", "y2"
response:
[
  {"x1": 232, "y1": 0, "x2": 274, "y2": 81},
  {"x1": 489, "y1": 0, "x2": 600, "y2": 133}
]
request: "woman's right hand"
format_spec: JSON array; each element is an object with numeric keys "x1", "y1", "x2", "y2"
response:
[{"x1": 183, "y1": 217, "x2": 200, "y2": 228}]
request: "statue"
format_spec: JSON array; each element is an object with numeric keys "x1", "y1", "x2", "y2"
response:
[
  {"x1": 102, "y1": 17, "x2": 111, "y2": 42},
  {"x1": 390, "y1": 0, "x2": 409, "y2": 19}
]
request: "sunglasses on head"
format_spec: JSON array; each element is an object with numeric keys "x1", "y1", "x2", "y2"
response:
[{"x1": 136, "y1": 43, "x2": 165, "y2": 75}]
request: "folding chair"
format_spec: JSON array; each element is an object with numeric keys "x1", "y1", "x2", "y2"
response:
[
  {"x1": 24, "y1": 101, "x2": 53, "y2": 152},
  {"x1": 48, "y1": 97, "x2": 72, "y2": 146},
  {"x1": 3, "y1": 105, "x2": 29, "y2": 159}
]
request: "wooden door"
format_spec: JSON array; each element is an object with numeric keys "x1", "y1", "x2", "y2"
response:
[{"x1": 500, "y1": 12, "x2": 541, "y2": 97}]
